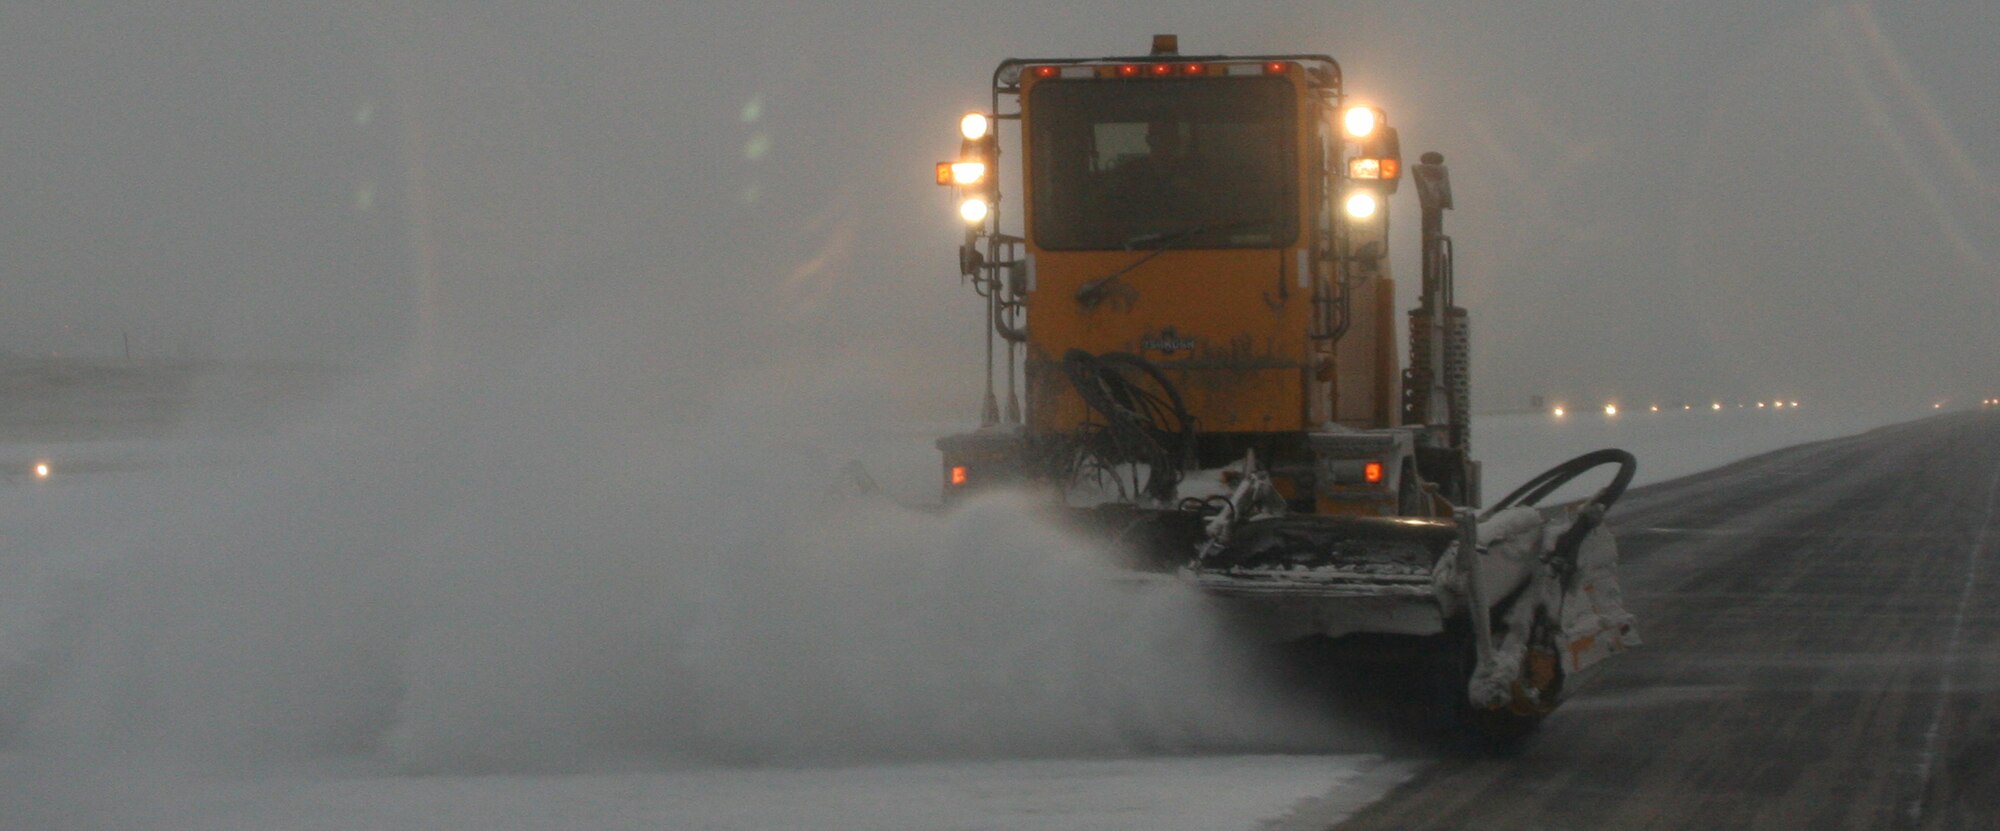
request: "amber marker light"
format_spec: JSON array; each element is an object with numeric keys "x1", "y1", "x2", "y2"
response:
[
  {"x1": 1364, "y1": 461, "x2": 1384, "y2": 484},
  {"x1": 949, "y1": 465, "x2": 969, "y2": 487}
]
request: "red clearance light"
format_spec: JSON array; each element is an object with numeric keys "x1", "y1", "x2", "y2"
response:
[
  {"x1": 1118, "y1": 64, "x2": 1141, "y2": 78},
  {"x1": 1149, "y1": 63, "x2": 1173, "y2": 77},
  {"x1": 1032, "y1": 65, "x2": 1058, "y2": 79},
  {"x1": 949, "y1": 465, "x2": 969, "y2": 486},
  {"x1": 1180, "y1": 63, "x2": 1205, "y2": 75},
  {"x1": 1364, "y1": 461, "x2": 1385, "y2": 484},
  {"x1": 1264, "y1": 61, "x2": 1288, "y2": 74}
]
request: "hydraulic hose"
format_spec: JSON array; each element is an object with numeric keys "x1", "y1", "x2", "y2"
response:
[
  {"x1": 1059, "y1": 349, "x2": 1196, "y2": 503},
  {"x1": 1483, "y1": 448, "x2": 1638, "y2": 589},
  {"x1": 1484, "y1": 448, "x2": 1637, "y2": 517}
]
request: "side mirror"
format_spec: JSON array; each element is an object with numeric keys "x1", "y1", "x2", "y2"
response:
[
  {"x1": 959, "y1": 243, "x2": 986, "y2": 277},
  {"x1": 1413, "y1": 151, "x2": 1452, "y2": 212}
]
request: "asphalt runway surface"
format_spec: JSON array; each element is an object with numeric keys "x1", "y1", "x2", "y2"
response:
[{"x1": 1334, "y1": 411, "x2": 2000, "y2": 830}]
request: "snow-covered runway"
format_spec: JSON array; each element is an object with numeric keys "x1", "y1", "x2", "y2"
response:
[{"x1": 8, "y1": 754, "x2": 1414, "y2": 831}]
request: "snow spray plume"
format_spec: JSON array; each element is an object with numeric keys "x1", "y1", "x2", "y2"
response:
[{"x1": 5, "y1": 348, "x2": 1344, "y2": 778}]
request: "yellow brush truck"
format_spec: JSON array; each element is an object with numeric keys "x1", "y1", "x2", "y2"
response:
[{"x1": 933, "y1": 36, "x2": 1639, "y2": 746}]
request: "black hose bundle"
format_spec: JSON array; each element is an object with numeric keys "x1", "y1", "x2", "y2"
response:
[
  {"x1": 1485, "y1": 448, "x2": 1636, "y2": 516},
  {"x1": 1058, "y1": 349, "x2": 1196, "y2": 504},
  {"x1": 1484, "y1": 448, "x2": 1637, "y2": 589}
]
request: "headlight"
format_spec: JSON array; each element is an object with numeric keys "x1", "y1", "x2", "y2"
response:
[
  {"x1": 949, "y1": 161, "x2": 986, "y2": 185},
  {"x1": 1342, "y1": 107, "x2": 1378, "y2": 139},
  {"x1": 958, "y1": 197, "x2": 990, "y2": 224},
  {"x1": 960, "y1": 113, "x2": 990, "y2": 141},
  {"x1": 1344, "y1": 191, "x2": 1379, "y2": 219}
]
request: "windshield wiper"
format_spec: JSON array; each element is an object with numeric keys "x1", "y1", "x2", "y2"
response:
[{"x1": 1075, "y1": 221, "x2": 1267, "y2": 309}]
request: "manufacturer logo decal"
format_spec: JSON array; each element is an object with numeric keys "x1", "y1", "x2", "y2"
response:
[{"x1": 1140, "y1": 327, "x2": 1197, "y2": 355}]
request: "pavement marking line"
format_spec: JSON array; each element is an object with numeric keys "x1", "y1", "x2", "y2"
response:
[{"x1": 1896, "y1": 460, "x2": 2000, "y2": 828}]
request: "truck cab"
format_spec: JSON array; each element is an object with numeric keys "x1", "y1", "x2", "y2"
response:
[{"x1": 938, "y1": 35, "x2": 1469, "y2": 519}]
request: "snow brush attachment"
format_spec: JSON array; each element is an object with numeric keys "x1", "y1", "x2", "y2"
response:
[{"x1": 1452, "y1": 448, "x2": 1640, "y2": 749}]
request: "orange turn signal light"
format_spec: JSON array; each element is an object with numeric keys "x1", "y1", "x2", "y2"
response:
[
  {"x1": 1364, "y1": 461, "x2": 1384, "y2": 484},
  {"x1": 949, "y1": 465, "x2": 969, "y2": 486}
]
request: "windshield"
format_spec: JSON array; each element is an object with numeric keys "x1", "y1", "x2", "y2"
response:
[{"x1": 1027, "y1": 77, "x2": 1298, "y2": 250}]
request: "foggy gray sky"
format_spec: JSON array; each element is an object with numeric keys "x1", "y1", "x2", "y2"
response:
[{"x1": 2, "y1": 2, "x2": 1995, "y2": 413}]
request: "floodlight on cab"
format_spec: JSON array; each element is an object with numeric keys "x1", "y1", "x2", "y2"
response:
[
  {"x1": 1342, "y1": 106, "x2": 1380, "y2": 139},
  {"x1": 959, "y1": 113, "x2": 991, "y2": 141},
  {"x1": 1344, "y1": 191, "x2": 1379, "y2": 218},
  {"x1": 958, "y1": 197, "x2": 990, "y2": 224}
]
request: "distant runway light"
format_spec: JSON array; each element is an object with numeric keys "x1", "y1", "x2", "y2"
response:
[
  {"x1": 1649, "y1": 405, "x2": 1659, "y2": 413},
  {"x1": 32, "y1": 461, "x2": 51, "y2": 480},
  {"x1": 1712, "y1": 403, "x2": 1722, "y2": 411},
  {"x1": 1553, "y1": 406, "x2": 1566, "y2": 417},
  {"x1": 1604, "y1": 404, "x2": 1618, "y2": 416}
]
